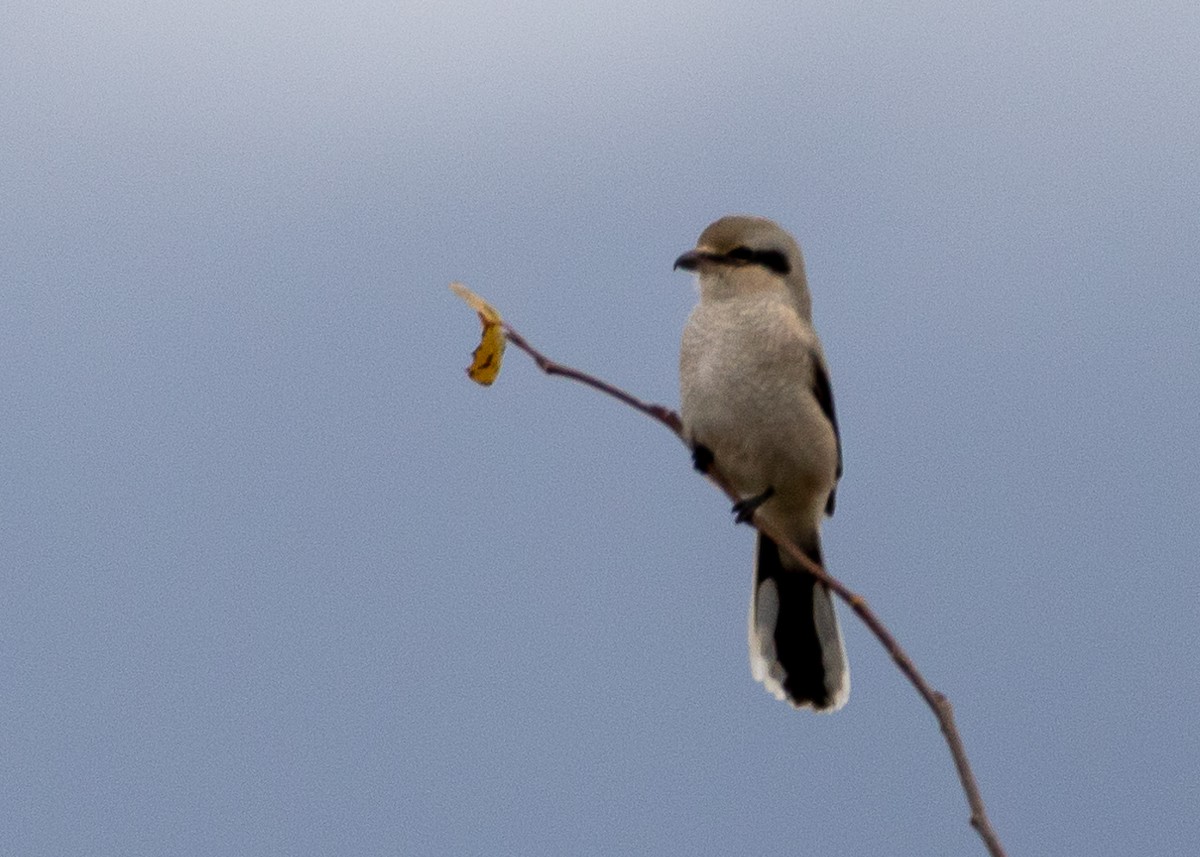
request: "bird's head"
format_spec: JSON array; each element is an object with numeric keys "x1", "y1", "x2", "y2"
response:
[{"x1": 674, "y1": 216, "x2": 810, "y2": 313}]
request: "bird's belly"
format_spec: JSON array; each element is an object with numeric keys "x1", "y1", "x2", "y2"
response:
[{"x1": 681, "y1": 337, "x2": 836, "y2": 517}]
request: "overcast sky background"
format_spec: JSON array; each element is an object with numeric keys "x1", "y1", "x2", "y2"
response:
[{"x1": 4, "y1": 2, "x2": 1199, "y2": 855}]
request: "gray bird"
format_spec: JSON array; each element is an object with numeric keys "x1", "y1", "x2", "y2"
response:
[{"x1": 676, "y1": 215, "x2": 848, "y2": 711}]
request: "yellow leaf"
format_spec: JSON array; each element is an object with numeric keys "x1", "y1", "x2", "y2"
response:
[{"x1": 450, "y1": 282, "x2": 506, "y2": 386}]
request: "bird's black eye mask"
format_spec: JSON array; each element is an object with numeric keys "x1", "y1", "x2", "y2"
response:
[{"x1": 726, "y1": 246, "x2": 791, "y2": 276}]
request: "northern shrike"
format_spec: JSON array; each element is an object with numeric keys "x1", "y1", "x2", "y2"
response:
[{"x1": 676, "y1": 215, "x2": 848, "y2": 711}]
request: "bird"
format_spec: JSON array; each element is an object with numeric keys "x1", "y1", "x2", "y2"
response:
[{"x1": 676, "y1": 215, "x2": 848, "y2": 711}]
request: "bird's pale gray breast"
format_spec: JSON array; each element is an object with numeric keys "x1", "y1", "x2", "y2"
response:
[{"x1": 680, "y1": 295, "x2": 837, "y2": 518}]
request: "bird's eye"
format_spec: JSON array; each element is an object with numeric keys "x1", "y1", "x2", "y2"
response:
[
  {"x1": 724, "y1": 245, "x2": 791, "y2": 275},
  {"x1": 755, "y1": 250, "x2": 791, "y2": 275}
]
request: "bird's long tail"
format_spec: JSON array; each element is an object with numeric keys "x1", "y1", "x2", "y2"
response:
[{"x1": 749, "y1": 533, "x2": 849, "y2": 711}]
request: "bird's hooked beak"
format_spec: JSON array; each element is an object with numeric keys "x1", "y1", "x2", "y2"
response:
[{"x1": 674, "y1": 249, "x2": 719, "y2": 271}]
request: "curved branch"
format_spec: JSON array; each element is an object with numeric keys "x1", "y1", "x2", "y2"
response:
[{"x1": 501, "y1": 320, "x2": 1008, "y2": 857}]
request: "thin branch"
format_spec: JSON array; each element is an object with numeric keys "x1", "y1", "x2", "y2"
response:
[
  {"x1": 502, "y1": 326, "x2": 683, "y2": 434},
  {"x1": 501, "y1": 320, "x2": 1008, "y2": 857}
]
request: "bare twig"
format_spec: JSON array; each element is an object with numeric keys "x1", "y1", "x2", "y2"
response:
[{"x1": 501, "y1": 320, "x2": 1008, "y2": 857}]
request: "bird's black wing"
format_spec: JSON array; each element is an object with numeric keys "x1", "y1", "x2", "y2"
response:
[{"x1": 810, "y1": 355, "x2": 843, "y2": 516}]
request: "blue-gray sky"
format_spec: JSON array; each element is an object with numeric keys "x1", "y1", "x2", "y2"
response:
[{"x1": 4, "y1": 2, "x2": 1199, "y2": 855}]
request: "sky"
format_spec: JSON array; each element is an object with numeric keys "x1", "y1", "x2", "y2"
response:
[{"x1": 3, "y1": 2, "x2": 1199, "y2": 855}]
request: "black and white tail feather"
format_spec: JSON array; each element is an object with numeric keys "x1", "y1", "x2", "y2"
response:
[{"x1": 749, "y1": 534, "x2": 849, "y2": 712}]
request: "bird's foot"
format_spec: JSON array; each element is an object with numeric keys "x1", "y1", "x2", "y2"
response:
[{"x1": 732, "y1": 486, "x2": 775, "y2": 524}]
